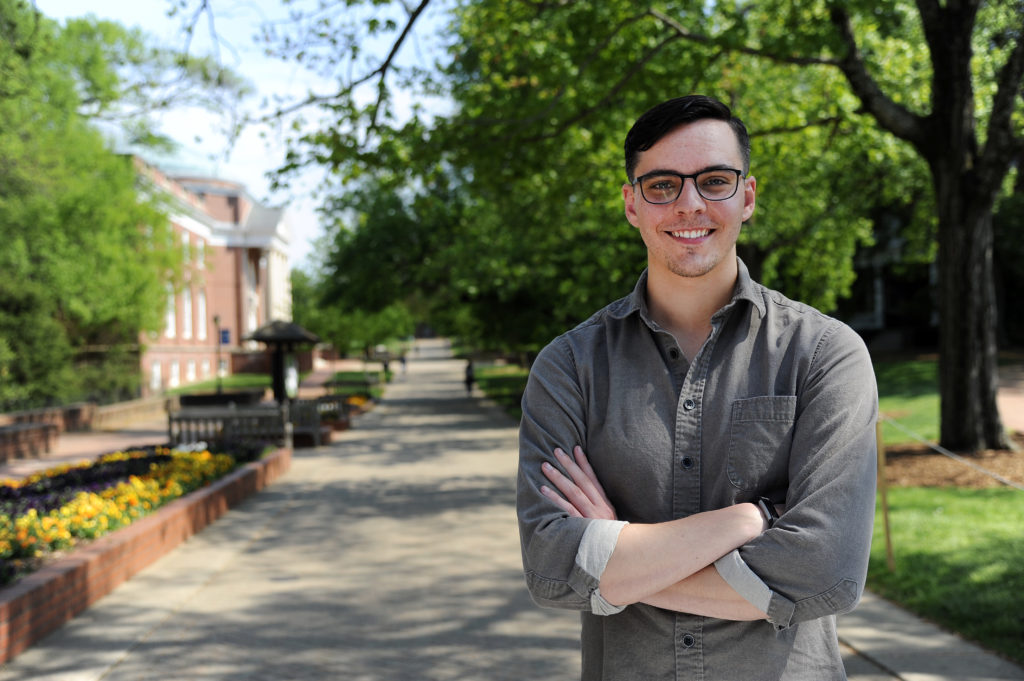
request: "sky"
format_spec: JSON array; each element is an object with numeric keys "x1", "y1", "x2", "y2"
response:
[{"x1": 32, "y1": 0, "x2": 354, "y2": 269}]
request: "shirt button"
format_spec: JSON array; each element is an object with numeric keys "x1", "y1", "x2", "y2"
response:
[
  {"x1": 680, "y1": 457, "x2": 695, "y2": 470},
  {"x1": 683, "y1": 398, "x2": 696, "y2": 411},
  {"x1": 669, "y1": 348, "x2": 680, "y2": 360},
  {"x1": 682, "y1": 633, "x2": 696, "y2": 648}
]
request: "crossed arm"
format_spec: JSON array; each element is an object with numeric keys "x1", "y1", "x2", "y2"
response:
[{"x1": 542, "y1": 445, "x2": 769, "y2": 620}]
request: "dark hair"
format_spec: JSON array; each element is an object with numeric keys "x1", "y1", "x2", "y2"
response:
[{"x1": 624, "y1": 95, "x2": 751, "y2": 181}]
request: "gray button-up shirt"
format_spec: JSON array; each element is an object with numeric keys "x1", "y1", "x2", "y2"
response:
[{"x1": 517, "y1": 260, "x2": 878, "y2": 680}]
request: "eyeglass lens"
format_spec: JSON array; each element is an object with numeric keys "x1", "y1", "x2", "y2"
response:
[{"x1": 638, "y1": 170, "x2": 740, "y2": 203}]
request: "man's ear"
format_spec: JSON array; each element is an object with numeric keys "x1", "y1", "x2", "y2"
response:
[
  {"x1": 623, "y1": 183, "x2": 640, "y2": 228},
  {"x1": 741, "y1": 175, "x2": 756, "y2": 223}
]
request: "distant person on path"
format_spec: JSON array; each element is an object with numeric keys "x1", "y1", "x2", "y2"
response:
[
  {"x1": 465, "y1": 360, "x2": 475, "y2": 395},
  {"x1": 517, "y1": 95, "x2": 878, "y2": 680}
]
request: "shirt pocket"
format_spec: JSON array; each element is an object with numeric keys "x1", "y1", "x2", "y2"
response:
[{"x1": 726, "y1": 395, "x2": 797, "y2": 492}]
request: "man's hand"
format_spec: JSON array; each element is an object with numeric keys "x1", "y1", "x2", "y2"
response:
[{"x1": 540, "y1": 446, "x2": 618, "y2": 520}]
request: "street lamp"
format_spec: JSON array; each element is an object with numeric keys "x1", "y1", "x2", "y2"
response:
[{"x1": 213, "y1": 314, "x2": 222, "y2": 394}]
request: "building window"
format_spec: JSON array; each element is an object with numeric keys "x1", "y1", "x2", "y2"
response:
[
  {"x1": 150, "y1": 361, "x2": 162, "y2": 393},
  {"x1": 197, "y1": 290, "x2": 207, "y2": 340},
  {"x1": 201, "y1": 359, "x2": 211, "y2": 378},
  {"x1": 170, "y1": 360, "x2": 180, "y2": 388},
  {"x1": 182, "y1": 232, "x2": 190, "y2": 264},
  {"x1": 197, "y1": 240, "x2": 205, "y2": 269},
  {"x1": 164, "y1": 285, "x2": 176, "y2": 339},
  {"x1": 186, "y1": 360, "x2": 196, "y2": 382},
  {"x1": 183, "y1": 288, "x2": 193, "y2": 339}
]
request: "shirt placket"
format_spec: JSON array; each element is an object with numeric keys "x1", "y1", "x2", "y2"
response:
[{"x1": 670, "y1": 314, "x2": 727, "y2": 679}]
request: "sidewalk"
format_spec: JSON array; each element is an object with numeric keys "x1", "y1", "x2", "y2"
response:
[{"x1": 0, "y1": 339, "x2": 1020, "y2": 680}]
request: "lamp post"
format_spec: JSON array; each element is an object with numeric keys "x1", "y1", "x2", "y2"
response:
[{"x1": 213, "y1": 314, "x2": 222, "y2": 394}]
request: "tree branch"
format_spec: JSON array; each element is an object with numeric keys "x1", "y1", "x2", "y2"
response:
[
  {"x1": 254, "y1": 0, "x2": 432, "y2": 132},
  {"x1": 912, "y1": 0, "x2": 943, "y2": 48},
  {"x1": 648, "y1": 8, "x2": 839, "y2": 67},
  {"x1": 979, "y1": 8, "x2": 1024, "y2": 182},
  {"x1": 828, "y1": 6, "x2": 929, "y2": 150}
]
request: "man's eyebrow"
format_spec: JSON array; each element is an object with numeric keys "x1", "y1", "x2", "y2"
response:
[{"x1": 638, "y1": 164, "x2": 740, "y2": 176}]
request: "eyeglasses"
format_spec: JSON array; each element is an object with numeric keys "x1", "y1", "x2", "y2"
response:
[{"x1": 631, "y1": 168, "x2": 744, "y2": 204}]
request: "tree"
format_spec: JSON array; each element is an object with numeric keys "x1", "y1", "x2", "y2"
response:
[
  {"x1": 783, "y1": 0, "x2": 1022, "y2": 452},
  {"x1": 0, "y1": 2, "x2": 249, "y2": 407},
  {"x1": 195, "y1": 0, "x2": 1021, "y2": 452}
]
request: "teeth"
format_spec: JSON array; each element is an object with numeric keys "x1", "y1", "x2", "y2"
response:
[{"x1": 670, "y1": 229, "x2": 710, "y2": 239}]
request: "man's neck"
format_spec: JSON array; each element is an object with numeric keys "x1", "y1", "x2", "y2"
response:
[{"x1": 646, "y1": 258, "x2": 738, "y2": 360}]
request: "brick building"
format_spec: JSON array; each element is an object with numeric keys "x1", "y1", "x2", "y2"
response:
[{"x1": 134, "y1": 157, "x2": 293, "y2": 397}]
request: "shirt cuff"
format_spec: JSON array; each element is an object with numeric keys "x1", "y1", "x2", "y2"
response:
[
  {"x1": 714, "y1": 549, "x2": 773, "y2": 614},
  {"x1": 576, "y1": 519, "x2": 629, "y2": 616}
]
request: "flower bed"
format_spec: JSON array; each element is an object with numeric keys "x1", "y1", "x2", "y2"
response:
[
  {"x1": 0, "y1": 445, "x2": 291, "y2": 664},
  {"x1": 0, "y1": 448, "x2": 237, "y2": 587}
]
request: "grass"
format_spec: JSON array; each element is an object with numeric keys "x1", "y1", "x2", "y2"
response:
[
  {"x1": 475, "y1": 364, "x2": 529, "y2": 421},
  {"x1": 472, "y1": 357, "x2": 1024, "y2": 665},
  {"x1": 331, "y1": 370, "x2": 388, "y2": 400},
  {"x1": 874, "y1": 359, "x2": 940, "y2": 446},
  {"x1": 165, "y1": 373, "x2": 271, "y2": 395},
  {"x1": 870, "y1": 487, "x2": 1024, "y2": 665}
]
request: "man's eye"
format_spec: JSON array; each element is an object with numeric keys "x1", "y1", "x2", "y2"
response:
[
  {"x1": 700, "y1": 175, "x2": 730, "y2": 186},
  {"x1": 647, "y1": 180, "x2": 678, "y2": 192}
]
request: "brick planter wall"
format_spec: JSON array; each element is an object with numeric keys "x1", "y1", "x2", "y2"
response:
[{"x1": 0, "y1": 446, "x2": 292, "y2": 664}]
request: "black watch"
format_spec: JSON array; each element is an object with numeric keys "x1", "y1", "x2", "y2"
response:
[{"x1": 757, "y1": 497, "x2": 780, "y2": 529}]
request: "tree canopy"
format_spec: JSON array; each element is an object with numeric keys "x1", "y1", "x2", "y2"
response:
[
  {"x1": 227, "y1": 0, "x2": 1021, "y2": 451},
  {"x1": 0, "y1": 0, "x2": 248, "y2": 408}
]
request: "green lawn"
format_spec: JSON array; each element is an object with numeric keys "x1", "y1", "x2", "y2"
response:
[
  {"x1": 475, "y1": 364, "x2": 529, "y2": 421},
  {"x1": 474, "y1": 357, "x2": 1024, "y2": 665},
  {"x1": 330, "y1": 370, "x2": 387, "y2": 400},
  {"x1": 874, "y1": 359, "x2": 941, "y2": 446},
  {"x1": 165, "y1": 373, "x2": 271, "y2": 395},
  {"x1": 870, "y1": 487, "x2": 1024, "y2": 665}
]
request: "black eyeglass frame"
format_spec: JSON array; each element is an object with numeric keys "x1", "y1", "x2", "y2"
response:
[{"x1": 630, "y1": 167, "x2": 745, "y2": 204}]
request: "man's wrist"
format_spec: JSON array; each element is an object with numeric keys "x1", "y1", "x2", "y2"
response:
[{"x1": 756, "y1": 497, "x2": 780, "y2": 529}]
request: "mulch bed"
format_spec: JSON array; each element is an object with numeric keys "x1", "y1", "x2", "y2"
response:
[{"x1": 884, "y1": 432, "x2": 1024, "y2": 488}]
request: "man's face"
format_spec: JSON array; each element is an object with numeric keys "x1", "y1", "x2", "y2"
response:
[{"x1": 622, "y1": 119, "x2": 756, "y2": 280}]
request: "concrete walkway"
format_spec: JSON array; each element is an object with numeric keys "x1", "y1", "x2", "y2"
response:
[{"x1": 0, "y1": 339, "x2": 1021, "y2": 680}]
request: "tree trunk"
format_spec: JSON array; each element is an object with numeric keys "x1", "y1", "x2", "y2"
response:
[{"x1": 935, "y1": 174, "x2": 1009, "y2": 453}]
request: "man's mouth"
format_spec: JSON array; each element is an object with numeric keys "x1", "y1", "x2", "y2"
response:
[{"x1": 669, "y1": 228, "x2": 712, "y2": 240}]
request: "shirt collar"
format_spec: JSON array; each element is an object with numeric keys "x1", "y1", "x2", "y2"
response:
[{"x1": 614, "y1": 257, "x2": 767, "y2": 324}]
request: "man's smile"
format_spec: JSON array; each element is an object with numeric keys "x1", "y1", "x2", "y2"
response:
[{"x1": 668, "y1": 228, "x2": 714, "y2": 242}]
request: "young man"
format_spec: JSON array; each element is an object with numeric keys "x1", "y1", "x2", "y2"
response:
[{"x1": 517, "y1": 95, "x2": 878, "y2": 680}]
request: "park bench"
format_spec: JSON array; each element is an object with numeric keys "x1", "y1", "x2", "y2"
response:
[
  {"x1": 168, "y1": 405, "x2": 289, "y2": 448},
  {"x1": 314, "y1": 394, "x2": 354, "y2": 430},
  {"x1": 290, "y1": 399, "x2": 334, "y2": 447},
  {"x1": 167, "y1": 400, "x2": 333, "y2": 449},
  {"x1": 0, "y1": 422, "x2": 58, "y2": 464}
]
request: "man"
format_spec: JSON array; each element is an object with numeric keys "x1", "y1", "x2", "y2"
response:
[{"x1": 517, "y1": 95, "x2": 877, "y2": 680}]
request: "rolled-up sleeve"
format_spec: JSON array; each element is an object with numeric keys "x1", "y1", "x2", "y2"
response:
[
  {"x1": 517, "y1": 337, "x2": 627, "y2": 614},
  {"x1": 720, "y1": 321, "x2": 878, "y2": 630}
]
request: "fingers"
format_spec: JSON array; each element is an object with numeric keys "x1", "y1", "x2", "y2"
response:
[
  {"x1": 570, "y1": 446, "x2": 615, "y2": 508},
  {"x1": 542, "y1": 458, "x2": 593, "y2": 510},
  {"x1": 554, "y1": 446, "x2": 606, "y2": 504},
  {"x1": 540, "y1": 484, "x2": 582, "y2": 517},
  {"x1": 541, "y1": 446, "x2": 618, "y2": 521}
]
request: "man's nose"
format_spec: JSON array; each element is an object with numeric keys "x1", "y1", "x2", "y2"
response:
[{"x1": 674, "y1": 177, "x2": 706, "y2": 212}]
